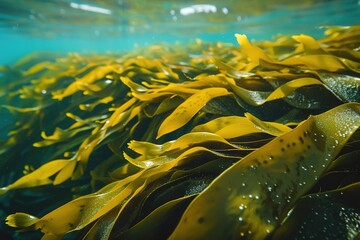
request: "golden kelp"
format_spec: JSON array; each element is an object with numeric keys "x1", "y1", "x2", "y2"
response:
[{"x1": 0, "y1": 25, "x2": 359, "y2": 240}]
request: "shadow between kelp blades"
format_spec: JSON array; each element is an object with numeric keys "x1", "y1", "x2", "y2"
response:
[{"x1": 169, "y1": 102, "x2": 360, "y2": 240}]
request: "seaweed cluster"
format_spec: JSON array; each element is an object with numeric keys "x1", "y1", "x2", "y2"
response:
[{"x1": 0, "y1": 25, "x2": 359, "y2": 239}]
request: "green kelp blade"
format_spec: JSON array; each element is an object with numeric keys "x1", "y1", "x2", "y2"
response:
[
  {"x1": 271, "y1": 183, "x2": 360, "y2": 240},
  {"x1": 82, "y1": 205, "x2": 121, "y2": 240},
  {"x1": 121, "y1": 196, "x2": 195, "y2": 240},
  {"x1": 169, "y1": 103, "x2": 360, "y2": 240},
  {"x1": 327, "y1": 150, "x2": 360, "y2": 172},
  {"x1": 143, "y1": 96, "x2": 184, "y2": 117},
  {"x1": 318, "y1": 72, "x2": 360, "y2": 103},
  {"x1": 5, "y1": 171, "x2": 145, "y2": 237},
  {"x1": 226, "y1": 78, "x2": 271, "y2": 106},
  {"x1": 119, "y1": 159, "x2": 235, "y2": 239}
]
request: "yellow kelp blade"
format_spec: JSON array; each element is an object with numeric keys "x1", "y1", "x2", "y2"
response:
[
  {"x1": 79, "y1": 96, "x2": 114, "y2": 111},
  {"x1": 235, "y1": 34, "x2": 275, "y2": 70},
  {"x1": 125, "y1": 130, "x2": 257, "y2": 169},
  {"x1": 52, "y1": 65, "x2": 119, "y2": 100},
  {"x1": 281, "y1": 54, "x2": 350, "y2": 72},
  {"x1": 23, "y1": 61, "x2": 57, "y2": 76},
  {"x1": 164, "y1": 132, "x2": 248, "y2": 152},
  {"x1": 5, "y1": 146, "x2": 222, "y2": 238},
  {"x1": 244, "y1": 113, "x2": 292, "y2": 136},
  {"x1": 124, "y1": 144, "x2": 240, "y2": 170},
  {"x1": 224, "y1": 76, "x2": 271, "y2": 106},
  {"x1": 235, "y1": 32, "x2": 360, "y2": 73},
  {"x1": 291, "y1": 34, "x2": 328, "y2": 54},
  {"x1": 169, "y1": 103, "x2": 360, "y2": 240},
  {"x1": 127, "y1": 140, "x2": 174, "y2": 156},
  {"x1": 5, "y1": 171, "x2": 144, "y2": 238},
  {"x1": 213, "y1": 58, "x2": 256, "y2": 79},
  {"x1": 143, "y1": 96, "x2": 184, "y2": 117},
  {"x1": 264, "y1": 77, "x2": 323, "y2": 103},
  {"x1": 33, "y1": 126, "x2": 94, "y2": 147},
  {"x1": 72, "y1": 100, "x2": 141, "y2": 179},
  {"x1": 6, "y1": 212, "x2": 40, "y2": 228},
  {"x1": 81, "y1": 205, "x2": 121, "y2": 240},
  {"x1": 191, "y1": 114, "x2": 291, "y2": 139},
  {"x1": 0, "y1": 160, "x2": 72, "y2": 195},
  {"x1": 157, "y1": 87, "x2": 230, "y2": 139}
]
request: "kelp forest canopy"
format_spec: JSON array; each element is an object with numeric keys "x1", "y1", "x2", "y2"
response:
[{"x1": 0, "y1": 24, "x2": 360, "y2": 240}]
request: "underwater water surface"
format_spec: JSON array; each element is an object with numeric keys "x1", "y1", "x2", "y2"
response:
[
  {"x1": 0, "y1": 1, "x2": 360, "y2": 240},
  {"x1": 1, "y1": 0, "x2": 360, "y2": 64}
]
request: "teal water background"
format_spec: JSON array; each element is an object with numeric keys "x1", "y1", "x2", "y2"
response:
[{"x1": 1, "y1": 0, "x2": 360, "y2": 65}]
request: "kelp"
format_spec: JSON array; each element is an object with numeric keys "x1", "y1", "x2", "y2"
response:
[
  {"x1": 271, "y1": 182, "x2": 360, "y2": 240},
  {"x1": 0, "y1": 25, "x2": 360, "y2": 240},
  {"x1": 169, "y1": 103, "x2": 360, "y2": 239}
]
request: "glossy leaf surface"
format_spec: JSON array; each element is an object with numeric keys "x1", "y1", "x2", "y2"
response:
[
  {"x1": 1, "y1": 24, "x2": 359, "y2": 240},
  {"x1": 170, "y1": 103, "x2": 360, "y2": 240}
]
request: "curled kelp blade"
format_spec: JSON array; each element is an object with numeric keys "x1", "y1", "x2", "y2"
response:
[
  {"x1": 116, "y1": 158, "x2": 236, "y2": 240},
  {"x1": 318, "y1": 72, "x2": 360, "y2": 103},
  {"x1": 125, "y1": 128, "x2": 270, "y2": 169},
  {"x1": 4, "y1": 146, "x2": 230, "y2": 239},
  {"x1": 0, "y1": 159, "x2": 72, "y2": 195},
  {"x1": 235, "y1": 31, "x2": 360, "y2": 73},
  {"x1": 270, "y1": 182, "x2": 360, "y2": 240},
  {"x1": 118, "y1": 196, "x2": 195, "y2": 240},
  {"x1": 81, "y1": 205, "x2": 122, "y2": 240},
  {"x1": 157, "y1": 87, "x2": 230, "y2": 139},
  {"x1": 169, "y1": 103, "x2": 360, "y2": 240},
  {"x1": 5, "y1": 171, "x2": 145, "y2": 238},
  {"x1": 191, "y1": 114, "x2": 291, "y2": 139}
]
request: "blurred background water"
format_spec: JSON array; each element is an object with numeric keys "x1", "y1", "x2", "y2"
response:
[{"x1": 0, "y1": 0, "x2": 359, "y2": 65}]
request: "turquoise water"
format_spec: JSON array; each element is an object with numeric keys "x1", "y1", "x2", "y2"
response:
[{"x1": 1, "y1": 0, "x2": 360, "y2": 65}]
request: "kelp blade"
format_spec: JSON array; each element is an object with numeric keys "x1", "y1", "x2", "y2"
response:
[
  {"x1": 271, "y1": 183, "x2": 360, "y2": 240},
  {"x1": 1, "y1": 25, "x2": 360, "y2": 240},
  {"x1": 169, "y1": 103, "x2": 360, "y2": 240}
]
